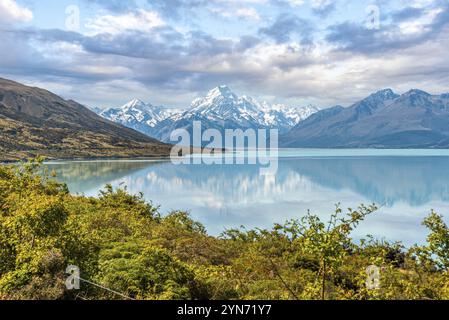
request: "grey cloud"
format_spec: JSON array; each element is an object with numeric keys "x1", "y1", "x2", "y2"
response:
[
  {"x1": 84, "y1": 29, "x2": 185, "y2": 60},
  {"x1": 15, "y1": 26, "x2": 185, "y2": 61},
  {"x1": 3, "y1": 1, "x2": 449, "y2": 109},
  {"x1": 0, "y1": 30, "x2": 112, "y2": 82},
  {"x1": 186, "y1": 31, "x2": 235, "y2": 56},
  {"x1": 259, "y1": 14, "x2": 315, "y2": 45},
  {"x1": 326, "y1": 3, "x2": 449, "y2": 55},
  {"x1": 146, "y1": 0, "x2": 208, "y2": 19},
  {"x1": 391, "y1": 7, "x2": 425, "y2": 22},
  {"x1": 432, "y1": 2, "x2": 449, "y2": 30},
  {"x1": 0, "y1": 25, "x2": 270, "y2": 91},
  {"x1": 235, "y1": 36, "x2": 261, "y2": 51},
  {"x1": 312, "y1": 0, "x2": 336, "y2": 18}
]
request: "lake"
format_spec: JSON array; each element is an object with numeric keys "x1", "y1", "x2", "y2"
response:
[{"x1": 44, "y1": 149, "x2": 449, "y2": 247}]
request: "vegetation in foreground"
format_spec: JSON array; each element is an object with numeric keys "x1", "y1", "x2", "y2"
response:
[{"x1": 1, "y1": 159, "x2": 449, "y2": 300}]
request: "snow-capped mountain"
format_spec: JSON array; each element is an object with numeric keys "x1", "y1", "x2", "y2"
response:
[
  {"x1": 260, "y1": 103, "x2": 319, "y2": 128},
  {"x1": 187, "y1": 86, "x2": 263, "y2": 121},
  {"x1": 183, "y1": 86, "x2": 319, "y2": 130},
  {"x1": 100, "y1": 99, "x2": 178, "y2": 137},
  {"x1": 97, "y1": 86, "x2": 319, "y2": 143}
]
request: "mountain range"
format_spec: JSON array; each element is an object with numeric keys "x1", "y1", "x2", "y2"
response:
[
  {"x1": 281, "y1": 89, "x2": 449, "y2": 148},
  {"x1": 99, "y1": 86, "x2": 320, "y2": 144},
  {"x1": 99, "y1": 86, "x2": 449, "y2": 149},
  {"x1": 0, "y1": 78, "x2": 171, "y2": 161},
  {"x1": 2, "y1": 77, "x2": 449, "y2": 159}
]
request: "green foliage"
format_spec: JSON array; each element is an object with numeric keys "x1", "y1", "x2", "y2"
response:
[
  {"x1": 278, "y1": 204, "x2": 378, "y2": 299},
  {"x1": 1, "y1": 160, "x2": 449, "y2": 300},
  {"x1": 418, "y1": 211, "x2": 449, "y2": 270},
  {"x1": 96, "y1": 241, "x2": 194, "y2": 300}
]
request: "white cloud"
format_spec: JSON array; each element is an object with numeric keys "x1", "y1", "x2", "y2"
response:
[
  {"x1": 235, "y1": 7, "x2": 261, "y2": 21},
  {"x1": 398, "y1": 8, "x2": 442, "y2": 35},
  {"x1": 211, "y1": 6, "x2": 262, "y2": 22},
  {"x1": 216, "y1": 0, "x2": 268, "y2": 3},
  {"x1": 85, "y1": 9, "x2": 165, "y2": 35},
  {"x1": 311, "y1": 0, "x2": 333, "y2": 9},
  {"x1": 285, "y1": 0, "x2": 305, "y2": 7},
  {"x1": 0, "y1": 0, "x2": 33, "y2": 24},
  {"x1": 407, "y1": 0, "x2": 436, "y2": 8}
]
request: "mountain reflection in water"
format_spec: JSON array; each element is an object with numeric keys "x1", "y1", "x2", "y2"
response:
[{"x1": 45, "y1": 154, "x2": 449, "y2": 246}]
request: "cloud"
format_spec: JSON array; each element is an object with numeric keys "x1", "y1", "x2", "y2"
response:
[
  {"x1": 286, "y1": 0, "x2": 305, "y2": 6},
  {"x1": 311, "y1": 0, "x2": 336, "y2": 17},
  {"x1": 85, "y1": 9, "x2": 166, "y2": 35},
  {"x1": 210, "y1": 6, "x2": 262, "y2": 22},
  {"x1": 235, "y1": 7, "x2": 262, "y2": 21},
  {"x1": 391, "y1": 6, "x2": 426, "y2": 22},
  {"x1": 146, "y1": 0, "x2": 209, "y2": 19},
  {"x1": 273, "y1": 0, "x2": 305, "y2": 7},
  {"x1": 2, "y1": 0, "x2": 449, "y2": 110},
  {"x1": 1, "y1": 22, "x2": 323, "y2": 106},
  {"x1": 0, "y1": 0, "x2": 33, "y2": 25},
  {"x1": 87, "y1": 0, "x2": 137, "y2": 12},
  {"x1": 270, "y1": 0, "x2": 305, "y2": 8},
  {"x1": 86, "y1": 0, "x2": 269, "y2": 22},
  {"x1": 259, "y1": 14, "x2": 314, "y2": 44},
  {"x1": 326, "y1": 3, "x2": 449, "y2": 55}
]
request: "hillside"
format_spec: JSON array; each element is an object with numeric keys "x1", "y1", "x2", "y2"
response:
[
  {"x1": 281, "y1": 89, "x2": 449, "y2": 148},
  {"x1": 0, "y1": 78, "x2": 172, "y2": 161}
]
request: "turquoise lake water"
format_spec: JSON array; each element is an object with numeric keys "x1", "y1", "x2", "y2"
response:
[{"x1": 44, "y1": 149, "x2": 449, "y2": 246}]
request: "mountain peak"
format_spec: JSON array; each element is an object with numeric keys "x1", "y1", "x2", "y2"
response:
[
  {"x1": 207, "y1": 85, "x2": 236, "y2": 99},
  {"x1": 371, "y1": 88, "x2": 398, "y2": 100},
  {"x1": 404, "y1": 89, "x2": 431, "y2": 97},
  {"x1": 189, "y1": 85, "x2": 240, "y2": 112},
  {"x1": 352, "y1": 89, "x2": 399, "y2": 115},
  {"x1": 123, "y1": 98, "x2": 147, "y2": 109}
]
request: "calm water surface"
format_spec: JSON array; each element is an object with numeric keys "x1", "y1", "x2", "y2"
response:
[{"x1": 44, "y1": 149, "x2": 449, "y2": 246}]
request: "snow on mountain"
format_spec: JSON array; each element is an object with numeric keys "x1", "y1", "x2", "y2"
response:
[
  {"x1": 101, "y1": 98, "x2": 175, "y2": 128},
  {"x1": 183, "y1": 86, "x2": 265, "y2": 125},
  {"x1": 99, "y1": 99, "x2": 179, "y2": 137},
  {"x1": 179, "y1": 85, "x2": 319, "y2": 131},
  {"x1": 97, "y1": 86, "x2": 319, "y2": 141},
  {"x1": 261, "y1": 103, "x2": 320, "y2": 128}
]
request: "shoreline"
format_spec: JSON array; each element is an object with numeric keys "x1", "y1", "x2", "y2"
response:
[
  {"x1": 0, "y1": 145, "x2": 215, "y2": 164},
  {"x1": 0, "y1": 154, "x2": 172, "y2": 165},
  {"x1": 4, "y1": 147, "x2": 449, "y2": 164}
]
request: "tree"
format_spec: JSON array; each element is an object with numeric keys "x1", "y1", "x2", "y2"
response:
[
  {"x1": 416, "y1": 211, "x2": 449, "y2": 270},
  {"x1": 278, "y1": 204, "x2": 377, "y2": 299}
]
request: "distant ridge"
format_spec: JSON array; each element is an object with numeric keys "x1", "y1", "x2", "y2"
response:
[
  {"x1": 0, "y1": 78, "x2": 172, "y2": 161},
  {"x1": 280, "y1": 88, "x2": 449, "y2": 148}
]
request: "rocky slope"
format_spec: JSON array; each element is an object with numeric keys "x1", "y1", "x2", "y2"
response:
[
  {"x1": 0, "y1": 78, "x2": 172, "y2": 161},
  {"x1": 281, "y1": 89, "x2": 449, "y2": 148}
]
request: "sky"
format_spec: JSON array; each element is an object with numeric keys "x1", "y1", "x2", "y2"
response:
[{"x1": 0, "y1": 0, "x2": 448, "y2": 109}]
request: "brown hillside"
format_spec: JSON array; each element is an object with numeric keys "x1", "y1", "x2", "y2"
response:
[{"x1": 0, "y1": 78, "x2": 172, "y2": 161}]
